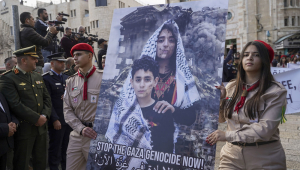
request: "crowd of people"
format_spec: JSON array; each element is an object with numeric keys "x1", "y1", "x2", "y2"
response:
[
  {"x1": 0, "y1": 8, "x2": 106, "y2": 170},
  {"x1": 0, "y1": 6, "x2": 298, "y2": 170}
]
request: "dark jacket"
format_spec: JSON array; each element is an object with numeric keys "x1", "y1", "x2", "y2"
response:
[
  {"x1": 60, "y1": 35, "x2": 78, "y2": 58},
  {"x1": 222, "y1": 49, "x2": 233, "y2": 82},
  {"x1": 35, "y1": 19, "x2": 55, "y2": 52},
  {"x1": 0, "y1": 93, "x2": 19, "y2": 156},
  {"x1": 0, "y1": 68, "x2": 52, "y2": 139},
  {"x1": 97, "y1": 48, "x2": 107, "y2": 69},
  {"x1": 43, "y1": 71, "x2": 68, "y2": 126},
  {"x1": 63, "y1": 64, "x2": 77, "y2": 77},
  {"x1": 20, "y1": 24, "x2": 54, "y2": 67}
]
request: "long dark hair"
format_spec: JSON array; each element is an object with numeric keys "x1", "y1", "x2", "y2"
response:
[
  {"x1": 226, "y1": 41, "x2": 275, "y2": 120},
  {"x1": 156, "y1": 23, "x2": 178, "y2": 74},
  {"x1": 279, "y1": 57, "x2": 287, "y2": 65}
]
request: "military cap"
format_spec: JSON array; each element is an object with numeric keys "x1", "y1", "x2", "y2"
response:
[
  {"x1": 47, "y1": 52, "x2": 67, "y2": 61},
  {"x1": 13, "y1": 45, "x2": 39, "y2": 58}
]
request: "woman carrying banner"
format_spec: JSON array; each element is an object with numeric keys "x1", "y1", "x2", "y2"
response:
[
  {"x1": 105, "y1": 20, "x2": 200, "y2": 169},
  {"x1": 207, "y1": 40, "x2": 287, "y2": 169}
]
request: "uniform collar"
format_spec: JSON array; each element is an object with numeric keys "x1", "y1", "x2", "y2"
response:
[
  {"x1": 16, "y1": 65, "x2": 27, "y2": 74},
  {"x1": 243, "y1": 79, "x2": 260, "y2": 89},
  {"x1": 79, "y1": 66, "x2": 94, "y2": 77},
  {"x1": 51, "y1": 69, "x2": 62, "y2": 76}
]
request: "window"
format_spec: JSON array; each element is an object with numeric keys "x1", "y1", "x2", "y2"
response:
[
  {"x1": 96, "y1": 20, "x2": 99, "y2": 28},
  {"x1": 292, "y1": 16, "x2": 295, "y2": 26},
  {"x1": 60, "y1": 32, "x2": 62, "y2": 37},
  {"x1": 119, "y1": 1, "x2": 125, "y2": 8},
  {"x1": 284, "y1": 17, "x2": 289, "y2": 26},
  {"x1": 93, "y1": 21, "x2": 95, "y2": 28},
  {"x1": 298, "y1": 16, "x2": 300, "y2": 26},
  {"x1": 10, "y1": 26, "x2": 13, "y2": 35},
  {"x1": 75, "y1": 28, "x2": 77, "y2": 32},
  {"x1": 297, "y1": 0, "x2": 300, "y2": 6},
  {"x1": 284, "y1": 0, "x2": 288, "y2": 7},
  {"x1": 49, "y1": 14, "x2": 52, "y2": 20},
  {"x1": 227, "y1": 12, "x2": 232, "y2": 20},
  {"x1": 74, "y1": 10, "x2": 76, "y2": 17},
  {"x1": 95, "y1": 0, "x2": 107, "y2": 6},
  {"x1": 71, "y1": 10, "x2": 73, "y2": 17},
  {"x1": 290, "y1": 0, "x2": 293, "y2": 6},
  {"x1": 85, "y1": 10, "x2": 89, "y2": 17},
  {"x1": 88, "y1": 26, "x2": 90, "y2": 33}
]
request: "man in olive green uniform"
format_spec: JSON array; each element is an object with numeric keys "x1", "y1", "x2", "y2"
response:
[{"x1": 0, "y1": 45, "x2": 52, "y2": 170}]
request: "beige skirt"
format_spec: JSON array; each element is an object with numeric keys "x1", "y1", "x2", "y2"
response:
[{"x1": 219, "y1": 140, "x2": 286, "y2": 170}]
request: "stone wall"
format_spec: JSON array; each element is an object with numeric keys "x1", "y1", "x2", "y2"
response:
[{"x1": 214, "y1": 114, "x2": 300, "y2": 170}]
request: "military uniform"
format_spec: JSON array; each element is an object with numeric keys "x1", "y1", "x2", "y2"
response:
[
  {"x1": 64, "y1": 66, "x2": 103, "y2": 170},
  {"x1": 63, "y1": 64, "x2": 77, "y2": 77},
  {"x1": 43, "y1": 53, "x2": 72, "y2": 170},
  {"x1": 0, "y1": 46, "x2": 52, "y2": 170}
]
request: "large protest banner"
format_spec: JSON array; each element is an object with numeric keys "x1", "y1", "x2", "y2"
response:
[
  {"x1": 272, "y1": 68, "x2": 300, "y2": 115},
  {"x1": 87, "y1": 1, "x2": 228, "y2": 169}
]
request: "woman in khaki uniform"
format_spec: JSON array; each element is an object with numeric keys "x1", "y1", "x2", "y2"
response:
[{"x1": 207, "y1": 40, "x2": 287, "y2": 170}]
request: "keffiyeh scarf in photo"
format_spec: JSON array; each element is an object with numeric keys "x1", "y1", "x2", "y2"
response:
[{"x1": 105, "y1": 20, "x2": 200, "y2": 168}]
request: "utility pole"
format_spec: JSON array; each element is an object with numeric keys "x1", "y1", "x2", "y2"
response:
[{"x1": 12, "y1": 5, "x2": 20, "y2": 50}]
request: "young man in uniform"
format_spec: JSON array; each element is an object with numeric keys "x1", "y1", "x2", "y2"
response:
[
  {"x1": 63, "y1": 43, "x2": 103, "y2": 170},
  {"x1": 43, "y1": 53, "x2": 72, "y2": 170},
  {"x1": 0, "y1": 45, "x2": 52, "y2": 170}
]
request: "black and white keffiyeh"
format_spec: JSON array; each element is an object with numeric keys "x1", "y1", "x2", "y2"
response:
[{"x1": 105, "y1": 20, "x2": 200, "y2": 168}]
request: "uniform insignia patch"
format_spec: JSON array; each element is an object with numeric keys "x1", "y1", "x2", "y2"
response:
[
  {"x1": 19, "y1": 82, "x2": 26, "y2": 86},
  {"x1": 73, "y1": 98, "x2": 78, "y2": 103},
  {"x1": 36, "y1": 81, "x2": 43, "y2": 84},
  {"x1": 72, "y1": 87, "x2": 77, "y2": 91},
  {"x1": 91, "y1": 95, "x2": 97, "y2": 103}
]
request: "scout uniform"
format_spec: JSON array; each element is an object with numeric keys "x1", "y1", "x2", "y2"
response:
[
  {"x1": 218, "y1": 40, "x2": 287, "y2": 169},
  {"x1": 43, "y1": 53, "x2": 72, "y2": 170},
  {"x1": 0, "y1": 45, "x2": 52, "y2": 170},
  {"x1": 63, "y1": 43, "x2": 103, "y2": 170}
]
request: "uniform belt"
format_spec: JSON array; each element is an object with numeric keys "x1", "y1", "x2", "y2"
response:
[
  {"x1": 82, "y1": 122, "x2": 93, "y2": 127},
  {"x1": 231, "y1": 140, "x2": 277, "y2": 147}
]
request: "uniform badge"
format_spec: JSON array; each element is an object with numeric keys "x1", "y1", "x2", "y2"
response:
[
  {"x1": 14, "y1": 69, "x2": 19, "y2": 74},
  {"x1": 72, "y1": 87, "x2": 77, "y2": 91},
  {"x1": 19, "y1": 82, "x2": 26, "y2": 86},
  {"x1": 73, "y1": 98, "x2": 78, "y2": 103},
  {"x1": 91, "y1": 95, "x2": 97, "y2": 103},
  {"x1": 36, "y1": 81, "x2": 43, "y2": 84},
  {"x1": 55, "y1": 83, "x2": 61, "y2": 85}
]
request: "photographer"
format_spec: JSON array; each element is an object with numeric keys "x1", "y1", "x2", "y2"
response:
[
  {"x1": 35, "y1": 8, "x2": 54, "y2": 63},
  {"x1": 77, "y1": 26, "x2": 93, "y2": 44},
  {"x1": 60, "y1": 27, "x2": 78, "y2": 58},
  {"x1": 19, "y1": 12, "x2": 58, "y2": 74}
]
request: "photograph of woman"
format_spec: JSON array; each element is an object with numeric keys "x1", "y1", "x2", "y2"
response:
[
  {"x1": 87, "y1": 1, "x2": 228, "y2": 169},
  {"x1": 207, "y1": 40, "x2": 287, "y2": 169},
  {"x1": 105, "y1": 20, "x2": 200, "y2": 169}
]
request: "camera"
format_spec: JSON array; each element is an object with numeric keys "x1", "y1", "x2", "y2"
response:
[
  {"x1": 88, "y1": 34, "x2": 98, "y2": 42},
  {"x1": 58, "y1": 12, "x2": 69, "y2": 22},
  {"x1": 48, "y1": 21, "x2": 65, "y2": 32}
]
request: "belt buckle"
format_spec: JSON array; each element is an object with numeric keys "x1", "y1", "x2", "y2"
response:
[{"x1": 237, "y1": 142, "x2": 246, "y2": 148}]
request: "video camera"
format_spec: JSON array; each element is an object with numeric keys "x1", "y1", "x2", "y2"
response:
[
  {"x1": 58, "y1": 12, "x2": 69, "y2": 22},
  {"x1": 48, "y1": 21, "x2": 65, "y2": 32},
  {"x1": 87, "y1": 33, "x2": 98, "y2": 42}
]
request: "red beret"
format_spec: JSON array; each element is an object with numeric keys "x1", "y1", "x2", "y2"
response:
[
  {"x1": 254, "y1": 40, "x2": 274, "y2": 63},
  {"x1": 70, "y1": 43, "x2": 94, "y2": 57},
  {"x1": 281, "y1": 55, "x2": 287, "y2": 58}
]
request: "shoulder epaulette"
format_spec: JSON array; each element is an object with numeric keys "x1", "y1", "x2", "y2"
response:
[
  {"x1": 42, "y1": 71, "x2": 50, "y2": 76},
  {"x1": 66, "y1": 72, "x2": 78, "y2": 80},
  {"x1": 1, "y1": 70, "x2": 12, "y2": 76},
  {"x1": 271, "y1": 81, "x2": 286, "y2": 90},
  {"x1": 63, "y1": 70, "x2": 69, "y2": 73}
]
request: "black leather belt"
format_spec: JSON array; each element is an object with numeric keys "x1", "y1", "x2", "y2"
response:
[
  {"x1": 231, "y1": 140, "x2": 277, "y2": 147},
  {"x1": 82, "y1": 122, "x2": 93, "y2": 127}
]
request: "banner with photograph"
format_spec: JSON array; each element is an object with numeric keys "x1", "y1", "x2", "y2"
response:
[{"x1": 87, "y1": 1, "x2": 228, "y2": 169}]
